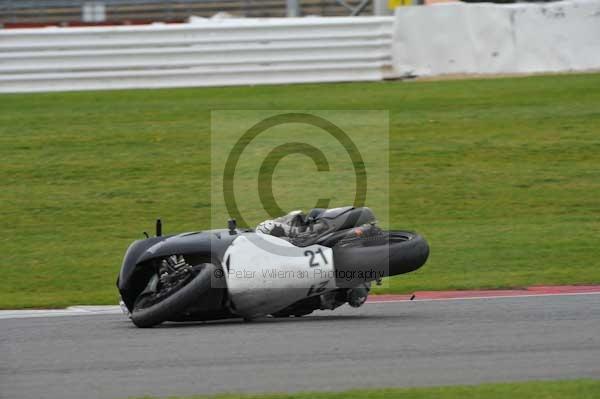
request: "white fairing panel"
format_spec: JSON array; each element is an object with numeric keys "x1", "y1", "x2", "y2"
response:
[{"x1": 222, "y1": 233, "x2": 336, "y2": 318}]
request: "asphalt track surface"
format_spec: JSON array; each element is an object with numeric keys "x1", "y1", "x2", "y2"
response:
[{"x1": 2, "y1": 293, "x2": 600, "y2": 399}]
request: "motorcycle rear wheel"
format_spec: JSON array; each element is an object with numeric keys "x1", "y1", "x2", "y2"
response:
[{"x1": 332, "y1": 230, "x2": 429, "y2": 286}]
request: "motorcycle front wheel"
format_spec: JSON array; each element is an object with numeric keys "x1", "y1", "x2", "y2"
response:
[{"x1": 130, "y1": 263, "x2": 216, "y2": 328}]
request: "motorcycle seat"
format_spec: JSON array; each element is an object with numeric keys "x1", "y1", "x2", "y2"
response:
[
  {"x1": 288, "y1": 207, "x2": 376, "y2": 247},
  {"x1": 305, "y1": 206, "x2": 375, "y2": 233}
]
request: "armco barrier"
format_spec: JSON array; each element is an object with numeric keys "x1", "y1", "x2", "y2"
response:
[
  {"x1": 392, "y1": 0, "x2": 600, "y2": 76},
  {"x1": 0, "y1": 17, "x2": 394, "y2": 93}
]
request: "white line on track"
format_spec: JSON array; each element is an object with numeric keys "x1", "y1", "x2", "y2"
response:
[
  {"x1": 0, "y1": 306, "x2": 122, "y2": 320},
  {"x1": 1, "y1": 291, "x2": 599, "y2": 320}
]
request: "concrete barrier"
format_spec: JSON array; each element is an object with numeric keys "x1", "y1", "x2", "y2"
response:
[{"x1": 391, "y1": 0, "x2": 600, "y2": 76}]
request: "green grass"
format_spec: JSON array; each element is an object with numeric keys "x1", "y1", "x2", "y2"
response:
[
  {"x1": 133, "y1": 380, "x2": 600, "y2": 399},
  {"x1": 1, "y1": 73, "x2": 600, "y2": 308}
]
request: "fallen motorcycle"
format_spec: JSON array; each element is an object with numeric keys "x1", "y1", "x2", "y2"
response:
[{"x1": 117, "y1": 206, "x2": 429, "y2": 328}]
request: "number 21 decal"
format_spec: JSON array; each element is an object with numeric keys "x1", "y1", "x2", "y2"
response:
[{"x1": 304, "y1": 248, "x2": 328, "y2": 267}]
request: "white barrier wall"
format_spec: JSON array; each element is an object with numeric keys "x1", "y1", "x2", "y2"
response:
[
  {"x1": 392, "y1": 0, "x2": 600, "y2": 76},
  {"x1": 0, "y1": 17, "x2": 394, "y2": 93}
]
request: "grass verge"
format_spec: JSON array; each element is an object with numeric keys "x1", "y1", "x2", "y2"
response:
[
  {"x1": 133, "y1": 379, "x2": 600, "y2": 399},
  {"x1": 1, "y1": 73, "x2": 599, "y2": 308}
]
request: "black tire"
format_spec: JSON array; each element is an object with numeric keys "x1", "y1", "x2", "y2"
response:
[
  {"x1": 332, "y1": 231, "x2": 429, "y2": 287},
  {"x1": 130, "y1": 263, "x2": 216, "y2": 328}
]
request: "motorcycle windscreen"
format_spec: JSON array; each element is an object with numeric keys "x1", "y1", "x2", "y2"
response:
[{"x1": 221, "y1": 233, "x2": 336, "y2": 318}]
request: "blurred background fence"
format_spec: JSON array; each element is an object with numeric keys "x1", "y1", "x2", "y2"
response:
[
  {"x1": 0, "y1": 0, "x2": 561, "y2": 27},
  {"x1": 0, "y1": 0, "x2": 377, "y2": 26}
]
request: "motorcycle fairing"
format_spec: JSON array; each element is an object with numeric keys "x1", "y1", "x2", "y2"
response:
[
  {"x1": 223, "y1": 233, "x2": 337, "y2": 318},
  {"x1": 117, "y1": 229, "x2": 237, "y2": 310}
]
